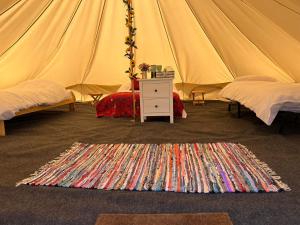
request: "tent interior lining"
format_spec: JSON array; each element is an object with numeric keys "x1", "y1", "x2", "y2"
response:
[
  {"x1": 0, "y1": 0, "x2": 300, "y2": 100},
  {"x1": 1, "y1": 1, "x2": 300, "y2": 224}
]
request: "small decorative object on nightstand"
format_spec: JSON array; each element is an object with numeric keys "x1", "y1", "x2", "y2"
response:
[
  {"x1": 139, "y1": 78, "x2": 174, "y2": 123},
  {"x1": 138, "y1": 63, "x2": 150, "y2": 79}
]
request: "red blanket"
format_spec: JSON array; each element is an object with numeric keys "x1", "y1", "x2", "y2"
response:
[{"x1": 96, "y1": 92, "x2": 184, "y2": 118}]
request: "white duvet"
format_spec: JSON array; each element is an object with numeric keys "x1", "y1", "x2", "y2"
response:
[
  {"x1": 220, "y1": 81, "x2": 300, "y2": 125},
  {"x1": 0, "y1": 80, "x2": 72, "y2": 120}
]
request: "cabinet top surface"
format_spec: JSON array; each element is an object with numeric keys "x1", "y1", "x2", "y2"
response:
[{"x1": 139, "y1": 78, "x2": 173, "y2": 82}]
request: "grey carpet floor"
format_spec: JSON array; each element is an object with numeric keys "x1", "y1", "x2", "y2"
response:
[{"x1": 0, "y1": 102, "x2": 299, "y2": 225}]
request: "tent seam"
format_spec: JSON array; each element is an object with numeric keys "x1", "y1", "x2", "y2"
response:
[
  {"x1": 155, "y1": 0, "x2": 184, "y2": 83},
  {"x1": 0, "y1": 0, "x2": 54, "y2": 58},
  {"x1": 31, "y1": 0, "x2": 84, "y2": 81},
  {"x1": 242, "y1": 0, "x2": 300, "y2": 44},
  {"x1": 0, "y1": 0, "x2": 23, "y2": 15},
  {"x1": 56, "y1": 0, "x2": 84, "y2": 47},
  {"x1": 211, "y1": 0, "x2": 295, "y2": 82},
  {"x1": 80, "y1": 0, "x2": 108, "y2": 84},
  {"x1": 272, "y1": 0, "x2": 300, "y2": 15},
  {"x1": 184, "y1": 0, "x2": 236, "y2": 81},
  {"x1": 156, "y1": 0, "x2": 186, "y2": 98}
]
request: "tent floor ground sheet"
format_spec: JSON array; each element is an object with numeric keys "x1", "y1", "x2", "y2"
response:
[{"x1": 0, "y1": 101, "x2": 299, "y2": 225}]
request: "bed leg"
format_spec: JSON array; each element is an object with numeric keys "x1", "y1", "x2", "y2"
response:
[
  {"x1": 228, "y1": 103, "x2": 231, "y2": 112},
  {"x1": 69, "y1": 103, "x2": 75, "y2": 112},
  {"x1": 0, "y1": 120, "x2": 5, "y2": 136}
]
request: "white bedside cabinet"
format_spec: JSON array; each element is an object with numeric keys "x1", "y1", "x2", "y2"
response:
[{"x1": 139, "y1": 78, "x2": 174, "y2": 123}]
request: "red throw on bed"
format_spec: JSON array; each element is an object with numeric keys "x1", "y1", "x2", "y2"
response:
[{"x1": 96, "y1": 92, "x2": 184, "y2": 118}]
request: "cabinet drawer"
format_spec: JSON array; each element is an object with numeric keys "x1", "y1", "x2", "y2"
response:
[
  {"x1": 143, "y1": 99, "x2": 170, "y2": 113},
  {"x1": 142, "y1": 82, "x2": 170, "y2": 98}
]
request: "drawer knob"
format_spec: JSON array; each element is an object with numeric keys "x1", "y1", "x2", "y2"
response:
[
  {"x1": 154, "y1": 89, "x2": 158, "y2": 92},
  {"x1": 155, "y1": 105, "x2": 158, "y2": 108}
]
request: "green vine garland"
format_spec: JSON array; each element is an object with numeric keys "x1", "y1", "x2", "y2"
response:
[{"x1": 123, "y1": 0, "x2": 137, "y2": 80}]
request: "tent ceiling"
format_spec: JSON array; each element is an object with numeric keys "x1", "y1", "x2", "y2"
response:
[{"x1": 0, "y1": 0, "x2": 299, "y2": 90}]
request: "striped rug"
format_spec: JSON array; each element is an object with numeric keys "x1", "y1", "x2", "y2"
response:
[{"x1": 17, "y1": 143, "x2": 290, "y2": 193}]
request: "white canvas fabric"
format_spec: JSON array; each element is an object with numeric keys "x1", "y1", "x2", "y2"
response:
[
  {"x1": 219, "y1": 80, "x2": 300, "y2": 125},
  {"x1": 0, "y1": 0, "x2": 299, "y2": 96},
  {"x1": 0, "y1": 80, "x2": 72, "y2": 120},
  {"x1": 234, "y1": 75, "x2": 278, "y2": 82}
]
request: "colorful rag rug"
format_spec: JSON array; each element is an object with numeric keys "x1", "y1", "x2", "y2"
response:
[{"x1": 17, "y1": 143, "x2": 290, "y2": 193}]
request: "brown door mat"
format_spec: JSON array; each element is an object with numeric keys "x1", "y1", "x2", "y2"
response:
[{"x1": 95, "y1": 213, "x2": 233, "y2": 225}]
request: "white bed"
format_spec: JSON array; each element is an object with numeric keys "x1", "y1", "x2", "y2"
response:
[
  {"x1": 122, "y1": 81, "x2": 188, "y2": 118},
  {"x1": 0, "y1": 80, "x2": 75, "y2": 136},
  {"x1": 98, "y1": 81, "x2": 187, "y2": 118},
  {"x1": 219, "y1": 76, "x2": 300, "y2": 125}
]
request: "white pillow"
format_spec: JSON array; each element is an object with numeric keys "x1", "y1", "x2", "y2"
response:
[
  {"x1": 234, "y1": 75, "x2": 278, "y2": 82},
  {"x1": 117, "y1": 82, "x2": 131, "y2": 91}
]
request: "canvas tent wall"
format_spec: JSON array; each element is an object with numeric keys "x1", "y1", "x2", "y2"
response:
[{"x1": 0, "y1": 0, "x2": 299, "y2": 99}]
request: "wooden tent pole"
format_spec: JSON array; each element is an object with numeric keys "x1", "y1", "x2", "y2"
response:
[{"x1": 124, "y1": 0, "x2": 137, "y2": 121}]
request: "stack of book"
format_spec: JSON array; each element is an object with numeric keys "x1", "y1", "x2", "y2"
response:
[{"x1": 155, "y1": 71, "x2": 175, "y2": 78}]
